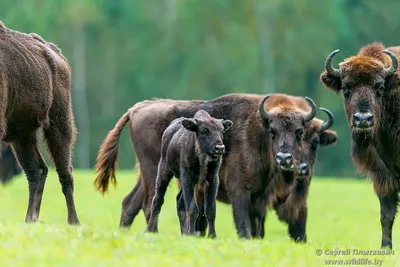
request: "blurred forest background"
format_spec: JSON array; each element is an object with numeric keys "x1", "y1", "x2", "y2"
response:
[{"x1": 1, "y1": 0, "x2": 400, "y2": 178}]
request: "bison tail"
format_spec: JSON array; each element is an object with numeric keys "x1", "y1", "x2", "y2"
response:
[{"x1": 94, "y1": 110, "x2": 130, "y2": 195}]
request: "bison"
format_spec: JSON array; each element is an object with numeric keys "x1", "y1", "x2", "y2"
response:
[
  {"x1": 0, "y1": 142, "x2": 22, "y2": 184},
  {"x1": 176, "y1": 104, "x2": 337, "y2": 241},
  {"x1": 0, "y1": 22, "x2": 80, "y2": 224},
  {"x1": 94, "y1": 93, "x2": 318, "y2": 238},
  {"x1": 320, "y1": 42, "x2": 400, "y2": 249},
  {"x1": 146, "y1": 110, "x2": 233, "y2": 238}
]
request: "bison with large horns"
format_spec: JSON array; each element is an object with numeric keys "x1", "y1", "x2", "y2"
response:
[
  {"x1": 320, "y1": 42, "x2": 400, "y2": 249},
  {"x1": 94, "y1": 93, "x2": 325, "y2": 239}
]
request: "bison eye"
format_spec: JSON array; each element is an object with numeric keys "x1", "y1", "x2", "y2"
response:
[
  {"x1": 200, "y1": 128, "x2": 209, "y2": 135},
  {"x1": 375, "y1": 83, "x2": 385, "y2": 97},
  {"x1": 269, "y1": 129, "x2": 276, "y2": 139},
  {"x1": 342, "y1": 87, "x2": 351, "y2": 99},
  {"x1": 295, "y1": 130, "x2": 304, "y2": 141},
  {"x1": 312, "y1": 139, "x2": 319, "y2": 149}
]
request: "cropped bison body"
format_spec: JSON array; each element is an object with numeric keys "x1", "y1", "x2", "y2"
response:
[
  {"x1": 321, "y1": 42, "x2": 400, "y2": 249},
  {"x1": 0, "y1": 22, "x2": 80, "y2": 224},
  {"x1": 146, "y1": 110, "x2": 233, "y2": 238},
  {"x1": 176, "y1": 101, "x2": 337, "y2": 241},
  {"x1": 0, "y1": 143, "x2": 22, "y2": 184},
  {"x1": 94, "y1": 93, "x2": 318, "y2": 238}
]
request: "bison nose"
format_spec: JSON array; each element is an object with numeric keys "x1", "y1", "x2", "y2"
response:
[
  {"x1": 298, "y1": 163, "x2": 309, "y2": 178},
  {"x1": 352, "y1": 112, "x2": 374, "y2": 128},
  {"x1": 275, "y1": 152, "x2": 293, "y2": 169},
  {"x1": 214, "y1": 144, "x2": 225, "y2": 155}
]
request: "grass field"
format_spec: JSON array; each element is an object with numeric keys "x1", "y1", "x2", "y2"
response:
[{"x1": 1, "y1": 170, "x2": 400, "y2": 266}]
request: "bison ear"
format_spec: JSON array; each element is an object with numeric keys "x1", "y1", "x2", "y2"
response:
[
  {"x1": 222, "y1": 120, "x2": 233, "y2": 132},
  {"x1": 319, "y1": 130, "x2": 338, "y2": 147},
  {"x1": 320, "y1": 71, "x2": 342, "y2": 93},
  {"x1": 182, "y1": 118, "x2": 198, "y2": 132},
  {"x1": 385, "y1": 72, "x2": 400, "y2": 91}
]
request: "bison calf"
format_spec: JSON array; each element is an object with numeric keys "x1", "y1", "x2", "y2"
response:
[{"x1": 146, "y1": 110, "x2": 233, "y2": 238}]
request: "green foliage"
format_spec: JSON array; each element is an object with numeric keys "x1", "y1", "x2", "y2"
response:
[
  {"x1": 0, "y1": 170, "x2": 399, "y2": 266},
  {"x1": 0, "y1": 0, "x2": 399, "y2": 176}
]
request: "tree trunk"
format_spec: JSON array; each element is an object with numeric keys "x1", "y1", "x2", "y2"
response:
[
  {"x1": 72, "y1": 24, "x2": 90, "y2": 168},
  {"x1": 254, "y1": 0, "x2": 275, "y2": 93}
]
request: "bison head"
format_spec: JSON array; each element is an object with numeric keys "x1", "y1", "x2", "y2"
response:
[
  {"x1": 320, "y1": 43, "x2": 400, "y2": 145},
  {"x1": 297, "y1": 108, "x2": 338, "y2": 180},
  {"x1": 182, "y1": 109, "x2": 233, "y2": 159},
  {"x1": 259, "y1": 95, "x2": 317, "y2": 171}
]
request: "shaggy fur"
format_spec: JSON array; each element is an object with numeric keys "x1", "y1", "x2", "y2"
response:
[
  {"x1": 0, "y1": 22, "x2": 80, "y2": 224},
  {"x1": 94, "y1": 93, "x2": 317, "y2": 239},
  {"x1": 320, "y1": 42, "x2": 400, "y2": 249}
]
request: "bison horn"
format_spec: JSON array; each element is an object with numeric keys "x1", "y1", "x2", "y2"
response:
[
  {"x1": 304, "y1": 97, "x2": 317, "y2": 122},
  {"x1": 325, "y1": 49, "x2": 341, "y2": 78},
  {"x1": 319, "y1": 107, "x2": 334, "y2": 132},
  {"x1": 383, "y1": 49, "x2": 398, "y2": 77},
  {"x1": 259, "y1": 95, "x2": 270, "y2": 121}
]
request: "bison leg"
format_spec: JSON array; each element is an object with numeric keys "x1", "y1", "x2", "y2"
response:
[
  {"x1": 139, "y1": 163, "x2": 159, "y2": 225},
  {"x1": 250, "y1": 203, "x2": 266, "y2": 239},
  {"x1": 288, "y1": 205, "x2": 307, "y2": 243},
  {"x1": 379, "y1": 192, "x2": 398, "y2": 249},
  {"x1": 146, "y1": 160, "x2": 172, "y2": 233},
  {"x1": 177, "y1": 187, "x2": 207, "y2": 236},
  {"x1": 120, "y1": 176, "x2": 144, "y2": 228},
  {"x1": 43, "y1": 115, "x2": 80, "y2": 225},
  {"x1": 204, "y1": 175, "x2": 219, "y2": 238},
  {"x1": 176, "y1": 189, "x2": 186, "y2": 235},
  {"x1": 10, "y1": 135, "x2": 48, "y2": 223},
  {"x1": 230, "y1": 190, "x2": 252, "y2": 239},
  {"x1": 196, "y1": 195, "x2": 207, "y2": 237},
  {"x1": 182, "y1": 175, "x2": 199, "y2": 236}
]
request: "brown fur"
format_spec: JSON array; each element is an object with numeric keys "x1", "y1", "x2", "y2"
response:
[
  {"x1": 0, "y1": 22, "x2": 80, "y2": 224},
  {"x1": 320, "y1": 42, "x2": 400, "y2": 248},
  {"x1": 0, "y1": 142, "x2": 22, "y2": 184},
  {"x1": 94, "y1": 93, "x2": 318, "y2": 238}
]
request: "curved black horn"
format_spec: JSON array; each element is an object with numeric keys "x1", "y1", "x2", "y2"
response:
[
  {"x1": 383, "y1": 49, "x2": 398, "y2": 77},
  {"x1": 259, "y1": 95, "x2": 270, "y2": 121},
  {"x1": 325, "y1": 49, "x2": 341, "y2": 78},
  {"x1": 319, "y1": 107, "x2": 334, "y2": 132},
  {"x1": 304, "y1": 97, "x2": 317, "y2": 122}
]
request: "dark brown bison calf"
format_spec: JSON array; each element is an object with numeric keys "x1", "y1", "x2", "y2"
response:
[
  {"x1": 146, "y1": 110, "x2": 233, "y2": 238},
  {"x1": 0, "y1": 22, "x2": 80, "y2": 224},
  {"x1": 321, "y1": 42, "x2": 400, "y2": 249}
]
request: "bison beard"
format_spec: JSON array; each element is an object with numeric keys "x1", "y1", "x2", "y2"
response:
[
  {"x1": 320, "y1": 42, "x2": 400, "y2": 249},
  {"x1": 0, "y1": 22, "x2": 80, "y2": 224},
  {"x1": 94, "y1": 93, "x2": 322, "y2": 239}
]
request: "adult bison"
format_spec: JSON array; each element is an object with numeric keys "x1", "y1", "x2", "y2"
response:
[
  {"x1": 320, "y1": 42, "x2": 400, "y2": 249},
  {"x1": 0, "y1": 142, "x2": 22, "y2": 184},
  {"x1": 94, "y1": 93, "x2": 317, "y2": 238},
  {"x1": 0, "y1": 22, "x2": 80, "y2": 224},
  {"x1": 176, "y1": 104, "x2": 337, "y2": 241}
]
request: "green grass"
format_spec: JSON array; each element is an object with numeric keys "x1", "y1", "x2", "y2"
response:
[{"x1": 1, "y1": 170, "x2": 400, "y2": 266}]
